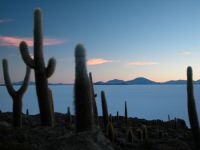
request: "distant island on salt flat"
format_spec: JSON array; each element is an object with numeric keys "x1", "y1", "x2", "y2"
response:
[{"x1": 1, "y1": 77, "x2": 199, "y2": 86}]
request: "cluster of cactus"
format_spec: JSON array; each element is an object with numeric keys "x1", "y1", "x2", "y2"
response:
[
  {"x1": 19, "y1": 8, "x2": 56, "y2": 126},
  {"x1": 186, "y1": 66, "x2": 200, "y2": 150},
  {"x1": 2, "y1": 59, "x2": 30, "y2": 127},
  {"x1": 3, "y1": 8, "x2": 199, "y2": 149}
]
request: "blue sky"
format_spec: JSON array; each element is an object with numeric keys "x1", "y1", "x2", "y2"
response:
[{"x1": 1, "y1": 0, "x2": 200, "y2": 83}]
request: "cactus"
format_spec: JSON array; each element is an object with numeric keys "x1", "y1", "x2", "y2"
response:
[
  {"x1": 116, "y1": 111, "x2": 119, "y2": 119},
  {"x1": 66, "y1": 106, "x2": 72, "y2": 125},
  {"x1": 136, "y1": 128, "x2": 143, "y2": 141},
  {"x1": 74, "y1": 44, "x2": 94, "y2": 132},
  {"x1": 187, "y1": 66, "x2": 200, "y2": 149},
  {"x1": 26, "y1": 109, "x2": 29, "y2": 115},
  {"x1": 101, "y1": 90, "x2": 109, "y2": 129},
  {"x1": 168, "y1": 114, "x2": 170, "y2": 121},
  {"x1": 89, "y1": 72, "x2": 99, "y2": 126},
  {"x1": 127, "y1": 128, "x2": 134, "y2": 143},
  {"x1": 2, "y1": 59, "x2": 30, "y2": 127},
  {"x1": 19, "y1": 8, "x2": 56, "y2": 126},
  {"x1": 125, "y1": 101, "x2": 128, "y2": 126},
  {"x1": 107, "y1": 122, "x2": 115, "y2": 142},
  {"x1": 109, "y1": 113, "x2": 112, "y2": 123},
  {"x1": 142, "y1": 125, "x2": 148, "y2": 140}
]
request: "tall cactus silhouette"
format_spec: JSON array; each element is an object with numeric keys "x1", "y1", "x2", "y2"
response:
[
  {"x1": 89, "y1": 72, "x2": 98, "y2": 125},
  {"x1": 101, "y1": 90, "x2": 109, "y2": 129},
  {"x1": 74, "y1": 44, "x2": 94, "y2": 132},
  {"x1": 187, "y1": 66, "x2": 200, "y2": 149},
  {"x1": 125, "y1": 101, "x2": 128, "y2": 126},
  {"x1": 2, "y1": 59, "x2": 30, "y2": 127},
  {"x1": 19, "y1": 8, "x2": 56, "y2": 126}
]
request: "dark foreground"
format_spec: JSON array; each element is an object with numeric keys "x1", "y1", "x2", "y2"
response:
[{"x1": 0, "y1": 112, "x2": 195, "y2": 150}]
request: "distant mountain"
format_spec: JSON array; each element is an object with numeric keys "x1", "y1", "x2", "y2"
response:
[
  {"x1": 94, "y1": 77, "x2": 200, "y2": 85},
  {"x1": 162, "y1": 80, "x2": 186, "y2": 85},
  {"x1": 125, "y1": 77, "x2": 158, "y2": 85},
  {"x1": 106, "y1": 79, "x2": 125, "y2": 85},
  {"x1": 1, "y1": 77, "x2": 200, "y2": 86}
]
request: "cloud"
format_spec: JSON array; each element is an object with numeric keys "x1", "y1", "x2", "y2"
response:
[
  {"x1": 0, "y1": 19, "x2": 13, "y2": 24},
  {"x1": 0, "y1": 36, "x2": 64, "y2": 47},
  {"x1": 87, "y1": 58, "x2": 113, "y2": 65},
  {"x1": 127, "y1": 61, "x2": 159, "y2": 66},
  {"x1": 179, "y1": 51, "x2": 191, "y2": 55}
]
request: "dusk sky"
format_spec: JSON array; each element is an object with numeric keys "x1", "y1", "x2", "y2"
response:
[{"x1": 1, "y1": 0, "x2": 200, "y2": 83}]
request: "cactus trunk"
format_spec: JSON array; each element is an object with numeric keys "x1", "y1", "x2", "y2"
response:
[
  {"x1": 89, "y1": 72, "x2": 99, "y2": 126},
  {"x1": 13, "y1": 96, "x2": 22, "y2": 127},
  {"x1": 19, "y1": 8, "x2": 56, "y2": 126},
  {"x1": 125, "y1": 101, "x2": 128, "y2": 126},
  {"x1": 187, "y1": 66, "x2": 200, "y2": 149},
  {"x1": 74, "y1": 44, "x2": 94, "y2": 132},
  {"x1": 2, "y1": 59, "x2": 30, "y2": 128},
  {"x1": 101, "y1": 91, "x2": 109, "y2": 129}
]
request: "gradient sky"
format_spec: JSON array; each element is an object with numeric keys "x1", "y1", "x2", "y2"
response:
[{"x1": 1, "y1": 0, "x2": 200, "y2": 83}]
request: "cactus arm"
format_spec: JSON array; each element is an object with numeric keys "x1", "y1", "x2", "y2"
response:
[
  {"x1": 2, "y1": 59, "x2": 16, "y2": 97},
  {"x1": 18, "y1": 66, "x2": 31, "y2": 95},
  {"x1": 46, "y1": 57, "x2": 56, "y2": 78},
  {"x1": 187, "y1": 66, "x2": 200, "y2": 149},
  {"x1": 19, "y1": 41, "x2": 35, "y2": 68}
]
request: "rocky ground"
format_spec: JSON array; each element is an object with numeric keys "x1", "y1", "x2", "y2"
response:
[{"x1": 0, "y1": 112, "x2": 196, "y2": 150}]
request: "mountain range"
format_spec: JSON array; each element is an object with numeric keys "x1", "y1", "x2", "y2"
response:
[
  {"x1": 1, "y1": 77, "x2": 200, "y2": 86},
  {"x1": 94, "y1": 77, "x2": 200, "y2": 85}
]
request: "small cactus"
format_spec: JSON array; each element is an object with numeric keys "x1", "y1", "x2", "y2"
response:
[
  {"x1": 109, "y1": 113, "x2": 112, "y2": 123},
  {"x1": 125, "y1": 101, "x2": 128, "y2": 126},
  {"x1": 19, "y1": 8, "x2": 55, "y2": 126},
  {"x1": 136, "y1": 128, "x2": 143, "y2": 141},
  {"x1": 74, "y1": 44, "x2": 94, "y2": 132},
  {"x1": 89, "y1": 72, "x2": 99, "y2": 126},
  {"x1": 2, "y1": 59, "x2": 30, "y2": 127},
  {"x1": 187, "y1": 66, "x2": 200, "y2": 149},
  {"x1": 142, "y1": 125, "x2": 148, "y2": 140},
  {"x1": 66, "y1": 106, "x2": 72, "y2": 125},
  {"x1": 101, "y1": 90, "x2": 109, "y2": 129},
  {"x1": 127, "y1": 128, "x2": 134, "y2": 143},
  {"x1": 168, "y1": 114, "x2": 170, "y2": 121},
  {"x1": 116, "y1": 111, "x2": 119, "y2": 119},
  {"x1": 107, "y1": 122, "x2": 115, "y2": 142},
  {"x1": 26, "y1": 109, "x2": 29, "y2": 115}
]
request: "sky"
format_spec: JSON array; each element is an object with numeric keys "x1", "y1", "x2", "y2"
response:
[{"x1": 1, "y1": 0, "x2": 200, "y2": 83}]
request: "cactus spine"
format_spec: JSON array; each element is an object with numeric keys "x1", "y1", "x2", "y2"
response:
[
  {"x1": 101, "y1": 91, "x2": 109, "y2": 129},
  {"x1": 89, "y1": 72, "x2": 99, "y2": 126},
  {"x1": 187, "y1": 66, "x2": 200, "y2": 149},
  {"x1": 74, "y1": 44, "x2": 94, "y2": 132},
  {"x1": 2, "y1": 59, "x2": 30, "y2": 127},
  {"x1": 19, "y1": 8, "x2": 56, "y2": 126}
]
